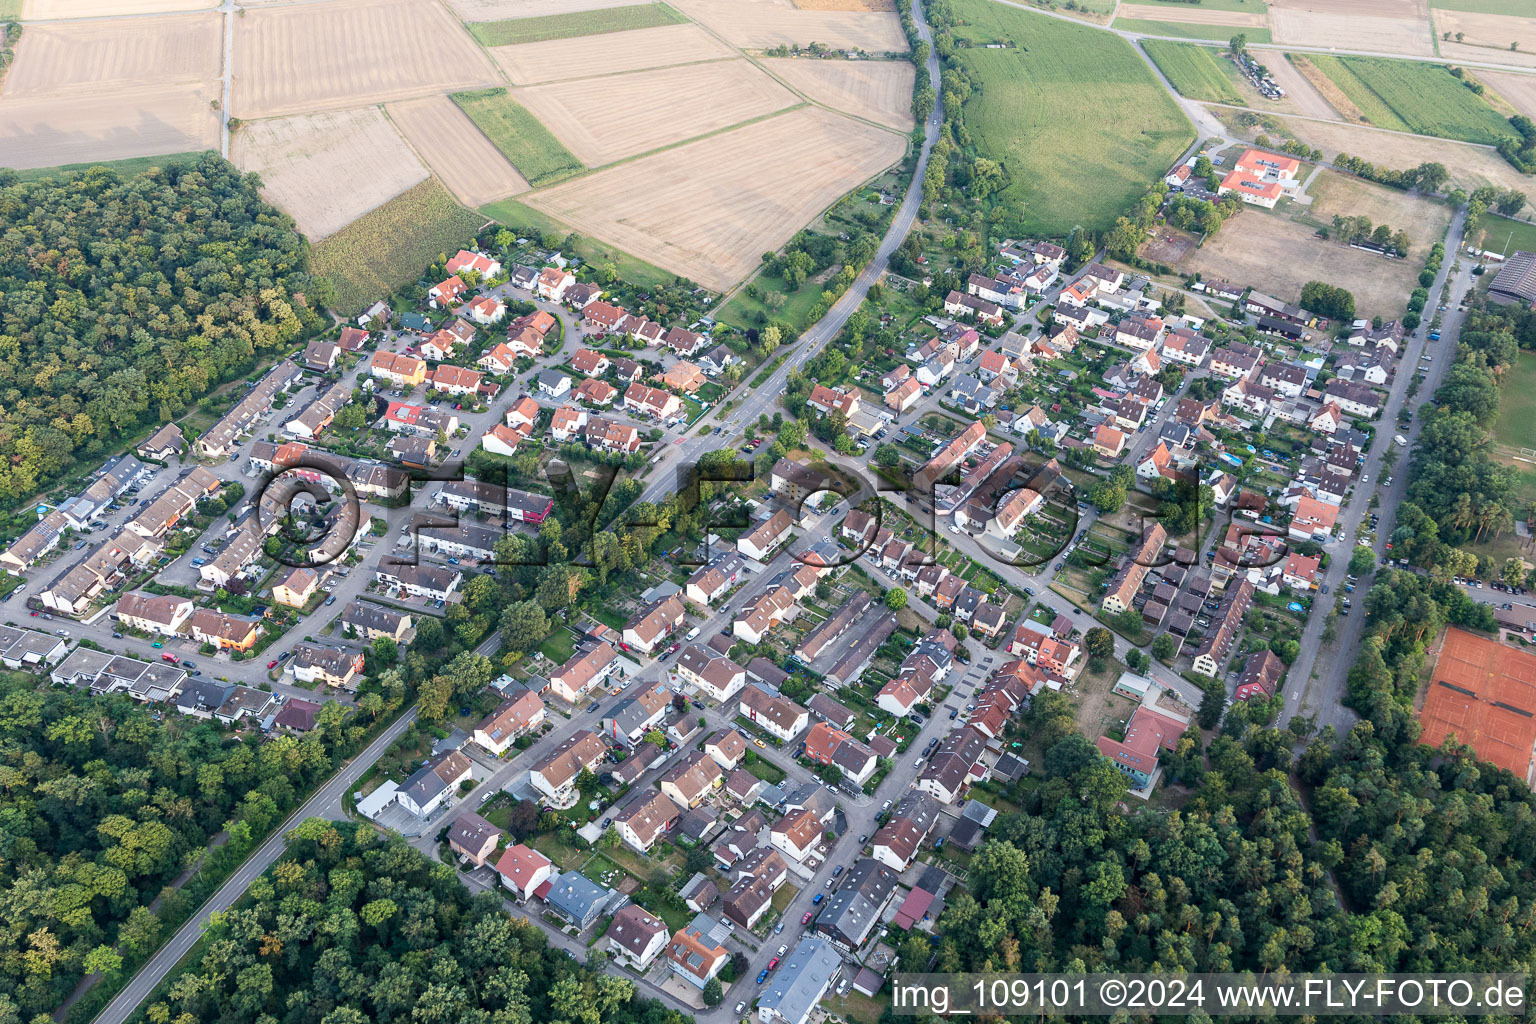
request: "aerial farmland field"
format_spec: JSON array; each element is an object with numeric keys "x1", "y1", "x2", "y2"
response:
[
  {"x1": 669, "y1": 0, "x2": 907, "y2": 51},
  {"x1": 0, "y1": 12, "x2": 221, "y2": 167},
  {"x1": 1269, "y1": 0, "x2": 1433, "y2": 55},
  {"x1": 488, "y1": 22, "x2": 733, "y2": 84},
  {"x1": 450, "y1": 88, "x2": 585, "y2": 185},
  {"x1": 388, "y1": 95, "x2": 530, "y2": 207},
  {"x1": 947, "y1": 0, "x2": 1194, "y2": 236},
  {"x1": 513, "y1": 60, "x2": 797, "y2": 166},
  {"x1": 1307, "y1": 54, "x2": 1516, "y2": 145},
  {"x1": 466, "y1": 2, "x2": 687, "y2": 45},
  {"x1": 232, "y1": 0, "x2": 500, "y2": 118},
  {"x1": 311, "y1": 177, "x2": 485, "y2": 315},
  {"x1": 525, "y1": 106, "x2": 905, "y2": 290},
  {"x1": 231, "y1": 107, "x2": 429, "y2": 240},
  {"x1": 1141, "y1": 40, "x2": 1243, "y2": 103},
  {"x1": 763, "y1": 57, "x2": 915, "y2": 130}
]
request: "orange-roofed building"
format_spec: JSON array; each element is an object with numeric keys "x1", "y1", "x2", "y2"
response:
[{"x1": 1093, "y1": 423, "x2": 1126, "y2": 458}]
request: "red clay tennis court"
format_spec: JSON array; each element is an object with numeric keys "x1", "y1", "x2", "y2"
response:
[{"x1": 1419, "y1": 628, "x2": 1536, "y2": 784}]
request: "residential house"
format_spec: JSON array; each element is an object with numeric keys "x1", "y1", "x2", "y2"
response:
[
  {"x1": 290, "y1": 643, "x2": 365, "y2": 691},
  {"x1": 530, "y1": 730, "x2": 608, "y2": 804},
  {"x1": 114, "y1": 591, "x2": 193, "y2": 636},
  {"x1": 666, "y1": 919, "x2": 728, "y2": 989},
  {"x1": 814, "y1": 858, "x2": 897, "y2": 952},
  {"x1": 605, "y1": 905, "x2": 669, "y2": 970},
  {"x1": 676, "y1": 645, "x2": 746, "y2": 703},
  {"x1": 190, "y1": 609, "x2": 259, "y2": 652},
  {"x1": 473, "y1": 690, "x2": 546, "y2": 755},
  {"x1": 548, "y1": 643, "x2": 624, "y2": 703},
  {"x1": 660, "y1": 750, "x2": 724, "y2": 809},
  {"x1": 447, "y1": 812, "x2": 503, "y2": 867},
  {"x1": 495, "y1": 844, "x2": 555, "y2": 900},
  {"x1": 737, "y1": 509, "x2": 794, "y2": 562},
  {"x1": 396, "y1": 749, "x2": 473, "y2": 817},
  {"x1": 623, "y1": 594, "x2": 686, "y2": 655},
  {"x1": 739, "y1": 685, "x2": 808, "y2": 741},
  {"x1": 615, "y1": 790, "x2": 682, "y2": 852}
]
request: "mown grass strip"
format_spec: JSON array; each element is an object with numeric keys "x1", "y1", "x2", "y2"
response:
[
  {"x1": 468, "y1": 2, "x2": 685, "y2": 46},
  {"x1": 451, "y1": 88, "x2": 585, "y2": 186},
  {"x1": 1116, "y1": 17, "x2": 1271, "y2": 43}
]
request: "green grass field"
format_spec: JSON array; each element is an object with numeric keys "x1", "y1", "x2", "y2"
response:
[
  {"x1": 715, "y1": 269, "x2": 826, "y2": 332},
  {"x1": 1116, "y1": 18, "x2": 1271, "y2": 43},
  {"x1": 0, "y1": 1, "x2": 21, "y2": 20},
  {"x1": 1141, "y1": 39, "x2": 1243, "y2": 102},
  {"x1": 312, "y1": 178, "x2": 484, "y2": 315},
  {"x1": 1475, "y1": 213, "x2": 1536, "y2": 256},
  {"x1": 7, "y1": 151, "x2": 207, "y2": 181},
  {"x1": 467, "y1": 2, "x2": 685, "y2": 45},
  {"x1": 1494, "y1": 352, "x2": 1536, "y2": 451},
  {"x1": 949, "y1": 0, "x2": 1194, "y2": 237},
  {"x1": 1126, "y1": 0, "x2": 1267, "y2": 10},
  {"x1": 450, "y1": 89, "x2": 584, "y2": 185},
  {"x1": 480, "y1": 197, "x2": 678, "y2": 289},
  {"x1": 1308, "y1": 54, "x2": 1515, "y2": 145},
  {"x1": 1429, "y1": 0, "x2": 1536, "y2": 13}
]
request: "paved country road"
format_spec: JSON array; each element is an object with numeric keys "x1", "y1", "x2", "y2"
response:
[{"x1": 90, "y1": 708, "x2": 417, "y2": 1024}]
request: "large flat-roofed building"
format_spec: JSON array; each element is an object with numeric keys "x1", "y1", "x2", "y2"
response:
[
  {"x1": 1490, "y1": 251, "x2": 1536, "y2": 306},
  {"x1": 1420, "y1": 627, "x2": 1536, "y2": 785}
]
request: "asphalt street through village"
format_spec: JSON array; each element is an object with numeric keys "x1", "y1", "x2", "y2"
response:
[{"x1": 81, "y1": 4, "x2": 945, "y2": 1022}]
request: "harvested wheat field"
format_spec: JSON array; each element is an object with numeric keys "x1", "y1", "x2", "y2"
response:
[
  {"x1": 232, "y1": 108, "x2": 427, "y2": 240},
  {"x1": 671, "y1": 0, "x2": 907, "y2": 51},
  {"x1": 1288, "y1": 54, "x2": 1368, "y2": 123},
  {"x1": 1483, "y1": 70, "x2": 1536, "y2": 121},
  {"x1": 4, "y1": 13, "x2": 219, "y2": 98},
  {"x1": 232, "y1": 0, "x2": 500, "y2": 118},
  {"x1": 22, "y1": 0, "x2": 213, "y2": 15},
  {"x1": 1258, "y1": 53, "x2": 1340, "y2": 120},
  {"x1": 1227, "y1": 112, "x2": 1536, "y2": 197},
  {"x1": 1118, "y1": 3, "x2": 1266, "y2": 26},
  {"x1": 764, "y1": 57, "x2": 914, "y2": 129},
  {"x1": 0, "y1": 87, "x2": 216, "y2": 168},
  {"x1": 489, "y1": 22, "x2": 734, "y2": 84},
  {"x1": 1270, "y1": 0, "x2": 1433, "y2": 55},
  {"x1": 527, "y1": 106, "x2": 906, "y2": 290},
  {"x1": 1436, "y1": 11, "x2": 1536, "y2": 70},
  {"x1": 389, "y1": 95, "x2": 529, "y2": 207},
  {"x1": 1181, "y1": 210, "x2": 1419, "y2": 317},
  {"x1": 1306, "y1": 170, "x2": 1451, "y2": 260},
  {"x1": 514, "y1": 60, "x2": 797, "y2": 165},
  {"x1": 445, "y1": 0, "x2": 637, "y2": 18}
]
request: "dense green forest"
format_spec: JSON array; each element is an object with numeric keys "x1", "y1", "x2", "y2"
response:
[
  {"x1": 135, "y1": 822, "x2": 686, "y2": 1024},
  {"x1": 1391, "y1": 304, "x2": 1535, "y2": 580},
  {"x1": 0, "y1": 677, "x2": 385, "y2": 1019},
  {"x1": 0, "y1": 155, "x2": 319, "y2": 507}
]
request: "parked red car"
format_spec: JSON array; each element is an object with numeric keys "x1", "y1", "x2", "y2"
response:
[
  {"x1": 801, "y1": 911, "x2": 814, "y2": 925},
  {"x1": 767, "y1": 958, "x2": 780, "y2": 971},
  {"x1": 267, "y1": 659, "x2": 278, "y2": 669}
]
